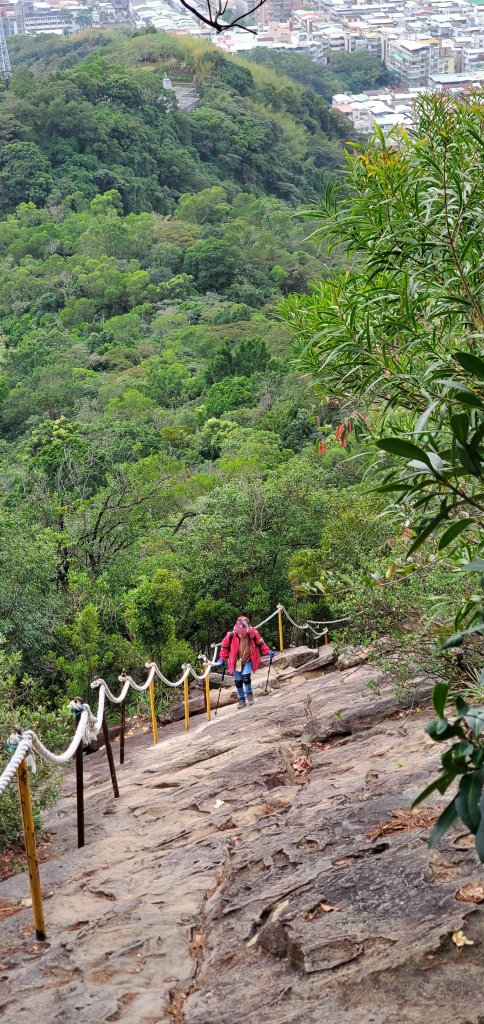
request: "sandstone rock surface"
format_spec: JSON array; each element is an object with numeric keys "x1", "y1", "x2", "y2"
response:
[{"x1": 0, "y1": 658, "x2": 483, "y2": 1024}]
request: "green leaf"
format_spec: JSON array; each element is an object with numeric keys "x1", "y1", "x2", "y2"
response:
[
  {"x1": 449, "y1": 740, "x2": 474, "y2": 763},
  {"x1": 454, "y1": 352, "x2": 484, "y2": 379},
  {"x1": 407, "y1": 509, "x2": 449, "y2": 556},
  {"x1": 432, "y1": 681, "x2": 449, "y2": 718},
  {"x1": 456, "y1": 774, "x2": 478, "y2": 831},
  {"x1": 455, "y1": 772, "x2": 482, "y2": 833},
  {"x1": 452, "y1": 392, "x2": 484, "y2": 410},
  {"x1": 438, "y1": 519, "x2": 470, "y2": 550},
  {"x1": 426, "y1": 719, "x2": 464, "y2": 741},
  {"x1": 376, "y1": 438, "x2": 432, "y2": 466},
  {"x1": 428, "y1": 798, "x2": 458, "y2": 849},
  {"x1": 475, "y1": 793, "x2": 484, "y2": 862},
  {"x1": 463, "y1": 711, "x2": 484, "y2": 738},
  {"x1": 412, "y1": 773, "x2": 454, "y2": 808},
  {"x1": 459, "y1": 560, "x2": 484, "y2": 573},
  {"x1": 414, "y1": 401, "x2": 438, "y2": 435},
  {"x1": 442, "y1": 623, "x2": 484, "y2": 649},
  {"x1": 450, "y1": 413, "x2": 470, "y2": 445},
  {"x1": 454, "y1": 694, "x2": 471, "y2": 716},
  {"x1": 455, "y1": 442, "x2": 482, "y2": 475}
]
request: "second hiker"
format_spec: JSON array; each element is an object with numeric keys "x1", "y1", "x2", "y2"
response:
[{"x1": 218, "y1": 615, "x2": 274, "y2": 709}]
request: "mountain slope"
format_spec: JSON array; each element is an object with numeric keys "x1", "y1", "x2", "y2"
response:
[{"x1": 1, "y1": 30, "x2": 350, "y2": 214}]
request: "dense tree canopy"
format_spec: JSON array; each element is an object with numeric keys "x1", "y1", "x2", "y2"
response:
[
  {"x1": 247, "y1": 49, "x2": 395, "y2": 102},
  {"x1": 1, "y1": 30, "x2": 351, "y2": 216}
]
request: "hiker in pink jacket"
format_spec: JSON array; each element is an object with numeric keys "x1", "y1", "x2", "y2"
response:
[{"x1": 217, "y1": 615, "x2": 274, "y2": 709}]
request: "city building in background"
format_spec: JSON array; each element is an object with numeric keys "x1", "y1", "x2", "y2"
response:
[
  {"x1": 0, "y1": 15, "x2": 11, "y2": 75},
  {"x1": 0, "y1": 0, "x2": 483, "y2": 103}
]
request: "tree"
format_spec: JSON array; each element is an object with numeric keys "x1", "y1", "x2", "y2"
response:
[
  {"x1": 282, "y1": 93, "x2": 484, "y2": 857},
  {"x1": 184, "y1": 239, "x2": 240, "y2": 292},
  {"x1": 175, "y1": 186, "x2": 229, "y2": 225},
  {"x1": 123, "y1": 569, "x2": 187, "y2": 665},
  {"x1": 284, "y1": 94, "x2": 483, "y2": 607},
  {"x1": 76, "y1": 10, "x2": 93, "y2": 28},
  {"x1": 205, "y1": 375, "x2": 256, "y2": 417},
  {"x1": 169, "y1": 0, "x2": 268, "y2": 34},
  {"x1": 0, "y1": 142, "x2": 53, "y2": 213}
]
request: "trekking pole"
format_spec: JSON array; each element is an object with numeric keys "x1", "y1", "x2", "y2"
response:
[
  {"x1": 215, "y1": 664, "x2": 226, "y2": 717},
  {"x1": 264, "y1": 658, "x2": 273, "y2": 695}
]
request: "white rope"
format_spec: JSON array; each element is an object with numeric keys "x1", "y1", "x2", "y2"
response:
[
  {"x1": 148, "y1": 661, "x2": 191, "y2": 689},
  {"x1": 0, "y1": 602, "x2": 343, "y2": 800},
  {"x1": 91, "y1": 668, "x2": 156, "y2": 705},
  {"x1": 253, "y1": 607, "x2": 281, "y2": 630},
  {"x1": 0, "y1": 734, "x2": 33, "y2": 795},
  {"x1": 307, "y1": 617, "x2": 350, "y2": 626},
  {"x1": 0, "y1": 697, "x2": 102, "y2": 795},
  {"x1": 209, "y1": 603, "x2": 333, "y2": 652}
]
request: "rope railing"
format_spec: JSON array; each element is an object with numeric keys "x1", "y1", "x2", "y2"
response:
[
  {"x1": 210, "y1": 603, "x2": 347, "y2": 657},
  {"x1": 0, "y1": 599, "x2": 341, "y2": 940}
]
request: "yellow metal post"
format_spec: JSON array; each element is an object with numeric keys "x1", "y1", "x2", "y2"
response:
[
  {"x1": 149, "y1": 677, "x2": 158, "y2": 745},
  {"x1": 205, "y1": 671, "x2": 211, "y2": 722},
  {"x1": 278, "y1": 608, "x2": 284, "y2": 652},
  {"x1": 184, "y1": 675, "x2": 190, "y2": 732},
  {"x1": 16, "y1": 759, "x2": 46, "y2": 941}
]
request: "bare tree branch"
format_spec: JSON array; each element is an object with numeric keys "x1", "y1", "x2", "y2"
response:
[
  {"x1": 171, "y1": 511, "x2": 203, "y2": 534},
  {"x1": 177, "y1": 0, "x2": 266, "y2": 34}
]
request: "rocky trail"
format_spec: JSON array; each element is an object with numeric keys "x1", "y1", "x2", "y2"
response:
[{"x1": 1, "y1": 649, "x2": 483, "y2": 1024}]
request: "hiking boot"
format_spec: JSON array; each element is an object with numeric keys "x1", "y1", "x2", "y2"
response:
[
  {"x1": 246, "y1": 693, "x2": 255, "y2": 706},
  {"x1": 237, "y1": 698, "x2": 247, "y2": 709}
]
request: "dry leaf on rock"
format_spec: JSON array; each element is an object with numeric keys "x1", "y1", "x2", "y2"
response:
[
  {"x1": 0, "y1": 901, "x2": 20, "y2": 921},
  {"x1": 306, "y1": 902, "x2": 340, "y2": 920},
  {"x1": 452, "y1": 930, "x2": 474, "y2": 948},
  {"x1": 366, "y1": 807, "x2": 438, "y2": 840},
  {"x1": 455, "y1": 882, "x2": 484, "y2": 904},
  {"x1": 453, "y1": 833, "x2": 475, "y2": 848},
  {"x1": 292, "y1": 756, "x2": 310, "y2": 774}
]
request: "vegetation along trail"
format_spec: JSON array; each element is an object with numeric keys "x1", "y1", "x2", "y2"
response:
[{"x1": 0, "y1": 26, "x2": 483, "y2": 1024}]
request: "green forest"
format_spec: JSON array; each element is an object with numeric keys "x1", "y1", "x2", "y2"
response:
[{"x1": 0, "y1": 30, "x2": 482, "y2": 850}]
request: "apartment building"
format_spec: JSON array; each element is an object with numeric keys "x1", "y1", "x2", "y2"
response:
[
  {"x1": 332, "y1": 86, "x2": 418, "y2": 132},
  {"x1": 462, "y1": 44, "x2": 484, "y2": 67},
  {"x1": 387, "y1": 36, "x2": 440, "y2": 84},
  {"x1": 344, "y1": 27, "x2": 383, "y2": 54}
]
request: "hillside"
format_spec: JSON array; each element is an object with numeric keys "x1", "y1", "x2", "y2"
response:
[
  {"x1": 0, "y1": 31, "x2": 372, "y2": 721},
  {"x1": 1, "y1": 31, "x2": 483, "y2": 1024},
  {"x1": 2, "y1": 30, "x2": 350, "y2": 213},
  {"x1": 1, "y1": 35, "x2": 477, "y2": 860}
]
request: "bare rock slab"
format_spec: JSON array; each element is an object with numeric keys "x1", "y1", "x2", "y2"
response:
[{"x1": 1, "y1": 666, "x2": 483, "y2": 1024}]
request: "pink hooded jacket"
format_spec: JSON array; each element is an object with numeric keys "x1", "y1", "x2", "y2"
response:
[{"x1": 219, "y1": 627, "x2": 271, "y2": 675}]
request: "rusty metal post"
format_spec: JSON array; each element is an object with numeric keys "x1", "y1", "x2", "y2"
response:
[
  {"x1": 149, "y1": 676, "x2": 158, "y2": 745},
  {"x1": 278, "y1": 608, "x2": 284, "y2": 652},
  {"x1": 74, "y1": 707, "x2": 85, "y2": 849},
  {"x1": 102, "y1": 713, "x2": 119, "y2": 798},
  {"x1": 183, "y1": 675, "x2": 190, "y2": 732},
  {"x1": 16, "y1": 759, "x2": 46, "y2": 941},
  {"x1": 119, "y1": 697, "x2": 126, "y2": 765},
  {"x1": 205, "y1": 671, "x2": 211, "y2": 722}
]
